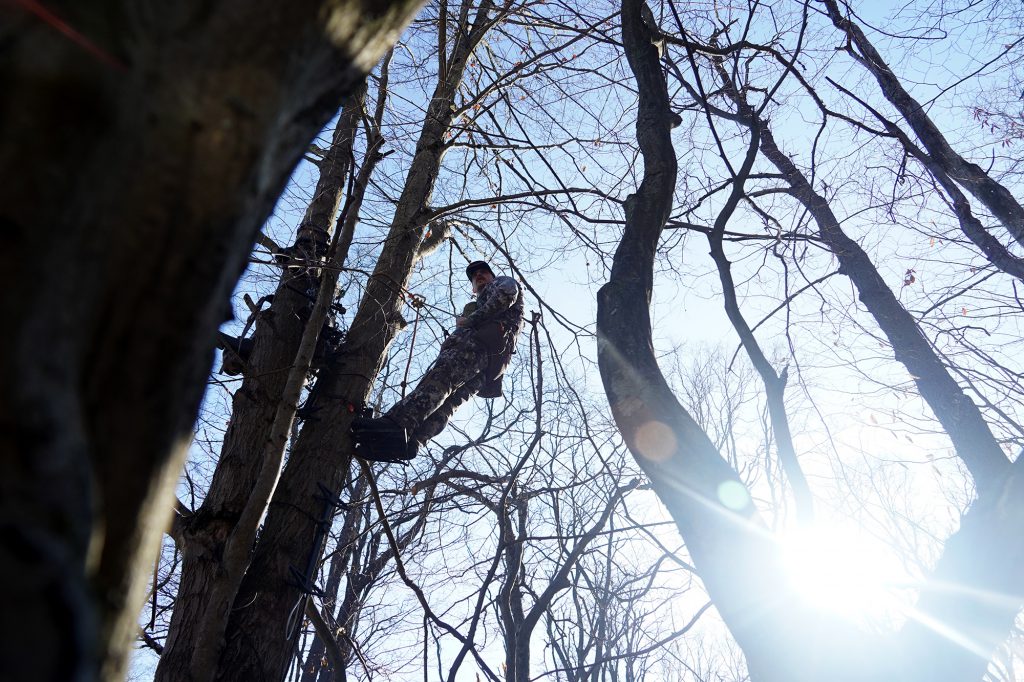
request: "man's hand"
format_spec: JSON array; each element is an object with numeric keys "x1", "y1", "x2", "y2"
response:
[{"x1": 455, "y1": 316, "x2": 469, "y2": 328}]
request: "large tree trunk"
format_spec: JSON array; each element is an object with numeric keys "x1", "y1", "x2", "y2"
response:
[
  {"x1": 0, "y1": 2, "x2": 422, "y2": 680},
  {"x1": 598, "y1": 2, "x2": 1024, "y2": 680},
  {"x1": 215, "y1": 3, "x2": 498, "y2": 678},
  {"x1": 155, "y1": 81, "x2": 369, "y2": 682},
  {"x1": 596, "y1": 1, "x2": 885, "y2": 679}
]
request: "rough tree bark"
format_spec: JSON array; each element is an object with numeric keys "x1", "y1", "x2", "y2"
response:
[
  {"x1": 189, "y1": 99, "x2": 389, "y2": 682},
  {"x1": 214, "y1": 2, "x2": 499, "y2": 679},
  {"x1": 155, "y1": 80, "x2": 370, "y2": 682},
  {"x1": 0, "y1": 2, "x2": 422, "y2": 680}
]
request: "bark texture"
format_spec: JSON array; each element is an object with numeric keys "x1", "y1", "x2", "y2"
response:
[
  {"x1": 214, "y1": 3, "x2": 498, "y2": 679},
  {"x1": 0, "y1": 2, "x2": 422, "y2": 680},
  {"x1": 156, "y1": 82, "x2": 369, "y2": 682}
]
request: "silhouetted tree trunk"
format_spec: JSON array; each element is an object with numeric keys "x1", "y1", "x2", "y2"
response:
[
  {"x1": 597, "y1": 1, "x2": 882, "y2": 679},
  {"x1": 156, "y1": 80, "x2": 370, "y2": 682},
  {"x1": 820, "y1": 0, "x2": 1024, "y2": 248},
  {"x1": 499, "y1": 482, "x2": 638, "y2": 682},
  {"x1": 598, "y1": 1, "x2": 1024, "y2": 680},
  {"x1": 0, "y1": 2, "x2": 421, "y2": 680},
  {"x1": 740, "y1": 82, "x2": 1024, "y2": 682},
  {"x1": 215, "y1": 2, "x2": 499, "y2": 679}
]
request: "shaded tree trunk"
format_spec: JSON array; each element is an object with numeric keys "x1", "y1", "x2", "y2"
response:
[
  {"x1": 0, "y1": 2, "x2": 422, "y2": 680},
  {"x1": 215, "y1": 2, "x2": 498, "y2": 678},
  {"x1": 156, "y1": 80, "x2": 369, "y2": 682},
  {"x1": 596, "y1": 1, "x2": 885, "y2": 679},
  {"x1": 598, "y1": 1, "x2": 1024, "y2": 680}
]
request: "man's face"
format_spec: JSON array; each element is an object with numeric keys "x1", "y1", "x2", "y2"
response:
[{"x1": 471, "y1": 269, "x2": 495, "y2": 294}]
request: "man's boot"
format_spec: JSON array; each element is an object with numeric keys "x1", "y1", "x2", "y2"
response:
[
  {"x1": 351, "y1": 415, "x2": 404, "y2": 436},
  {"x1": 350, "y1": 416, "x2": 416, "y2": 463}
]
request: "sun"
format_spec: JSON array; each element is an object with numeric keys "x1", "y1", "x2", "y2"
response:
[{"x1": 778, "y1": 521, "x2": 911, "y2": 627}]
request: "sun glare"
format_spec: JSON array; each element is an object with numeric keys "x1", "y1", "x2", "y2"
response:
[{"x1": 779, "y1": 522, "x2": 911, "y2": 627}]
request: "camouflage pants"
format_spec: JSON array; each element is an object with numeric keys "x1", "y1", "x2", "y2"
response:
[{"x1": 385, "y1": 330, "x2": 488, "y2": 445}]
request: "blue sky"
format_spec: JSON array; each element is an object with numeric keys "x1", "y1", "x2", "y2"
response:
[{"x1": 137, "y1": 0, "x2": 1024, "y2": 677}]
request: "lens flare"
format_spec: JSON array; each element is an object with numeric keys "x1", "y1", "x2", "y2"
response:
[
  {"x1": 779, "y1": 522, "x2": 909, "y2": 626},
  {"x1": 717, "y1": 480, "x2": 750, "y2": 511},
  {"x1": 634, "y1": 420, "x2": 676, "y2": 461}
]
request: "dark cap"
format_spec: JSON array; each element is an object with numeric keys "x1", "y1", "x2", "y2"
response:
[{"x1": 465, "y1": 260, "x2": 494, "y2": 281}]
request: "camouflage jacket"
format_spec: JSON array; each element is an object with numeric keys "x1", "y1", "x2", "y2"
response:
[{"x1": 465, "y1": 275, "x2": 524, "y2": 350}]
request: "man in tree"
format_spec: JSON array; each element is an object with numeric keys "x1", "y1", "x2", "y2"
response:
[{"x1": 352, "y1": 260, "x2": 525, "y2": 461}]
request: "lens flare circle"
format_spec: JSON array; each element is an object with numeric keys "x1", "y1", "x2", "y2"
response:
[
  {"x1": 717, "y1": 480, "x2": 750, "y2": 511},
  {"x1": 634, "y1": 420, "x2": 676, "y2": 461}
]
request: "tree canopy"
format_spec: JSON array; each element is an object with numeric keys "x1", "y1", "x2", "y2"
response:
[{"x1": 5, "y1": 0, "x2": 1024, "y2": 680}]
